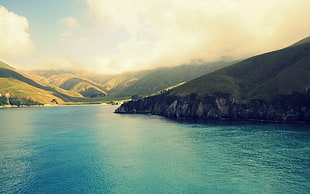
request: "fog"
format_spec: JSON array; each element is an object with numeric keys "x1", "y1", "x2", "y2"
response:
[{"x1": 1, "y1": 1, "x2": 310, "y2": 74}]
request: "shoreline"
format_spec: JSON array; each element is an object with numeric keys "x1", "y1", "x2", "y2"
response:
[
  {"x1": 1, "y1": 103, "x2": 308, "y2": 125},
  {"x1": 115, "y1": 111, "x2": 310, "y2": 125},
  {"x1": 0, "y1": 104, "x2": 44, "y2": 108},
  {"x1": 0, "y1": 103, "x2": 120, "y2": 109}
]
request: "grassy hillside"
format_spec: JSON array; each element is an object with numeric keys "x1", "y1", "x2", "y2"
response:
[
  {"x1": 33, "y1": 60, "x2": 233, "y2": 99},
  {"x1": 37, "y1": 73, "x2": 108, "y2": 98},
  {"x1": 0, "y1": 77, "x2": 64, "y2": 104},
  {"x1": 107, "y1": 62, "x2": 230, "y2": 97},
  {"x1": 0, "y1": 63, "x2": 86, "y2": 104},
  {"x1": 171, "y1": 37, "x2": 310, "y2": 101},
  {"x1": 0, "y1": 61, "x2": 15, "y2": 70}
]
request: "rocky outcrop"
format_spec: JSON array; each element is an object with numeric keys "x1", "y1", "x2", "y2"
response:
[{"x1": 115, "y1": 90, "x2": 310, "y2": 123}]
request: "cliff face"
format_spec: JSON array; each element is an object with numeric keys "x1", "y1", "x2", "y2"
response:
[
  {"x1": 115, "y1": 37, "x2": 310, "y2": 123},
  {"x1": 115, "y1": 91, "x2": 310, "y2": 123}
]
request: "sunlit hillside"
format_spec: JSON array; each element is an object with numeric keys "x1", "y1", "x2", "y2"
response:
[
  {"x1": 170, "y1": 36, "x2": 310, "y2": 101},
  {"x1": 0, "y1": 63, "x2": 84, "y2": 104}
]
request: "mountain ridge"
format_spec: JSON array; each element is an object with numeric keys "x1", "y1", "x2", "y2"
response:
[
  {"x1": 0, "y1": 63, "x2": 85, "y2": 105},
  {"x1": 290, "y1": 36, "x2": 310, "y2": 47},
  {"x1": 116, "y1": 36, "x2": 310, "y2": 123},
  {"x1": 0, "y1": 59, "x2": 234, "y2": 104},
  {"x1": 170, "y1": 39, "x2": 310, "y2": 101},
  {"x1": 31, "y1": 60, "x2": 234, "y2": 98}
]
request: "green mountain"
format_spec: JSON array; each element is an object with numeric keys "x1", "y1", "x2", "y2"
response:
[
  {"x1": 116, "y1": 36, "x2": 310, "y2": 123},
  {"x1": 107, "y1": 62, "x2": 233, "y2": 97},
  {"x1": 0, "y1": 62, "x2": 84, "y2": 105},
  {"x1": 33, "y1": 60, "x2": 233, "y2": 99},
  {"x1": 45, "y1": 73, "x2": 107, "y2": 98},
  {"x1": 171, "y1": 36, "x2": 310, "y2": 101},
  {"x1": 290, "y1": 36, "x2": 310, "y2": 47}
]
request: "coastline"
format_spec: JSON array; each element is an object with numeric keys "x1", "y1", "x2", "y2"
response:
[
  {"x1": 115, "y1": 91, "x2": 310, "y2": 124},
  {"x1": 0, "y1": 104, "x2": 45, "y2": 108},
  {"x1": 0, "y1": 102, "x2": 121, "y2": 109}
]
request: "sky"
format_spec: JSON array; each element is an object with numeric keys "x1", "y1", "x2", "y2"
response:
[{"x1": 0, "y1": 0, "x2": 310, "y2": 74}]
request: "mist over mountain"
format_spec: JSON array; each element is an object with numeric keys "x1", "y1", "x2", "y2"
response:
[
  {"x1": 171, "y1": 36, "x2": 310, "y2": 100},
  {"x1": 116, "y1": 36, "x2": 310, "y2": 123},
  {"x1": 32, "y1": 60, "x2": 234, "y2": 99},
  {"x1": 2, "y1": 33, "x2": 309, "y2": 115}
]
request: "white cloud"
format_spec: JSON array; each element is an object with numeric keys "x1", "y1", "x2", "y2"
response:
[
  {"x1": 0, "y1": 6, "x2": 35, "y2": 57},
  {"x1": 58, "y1": 17, "x2": 80, "y2": 42},
  {"x1": 85, "y1": 0, "x2": 310, "y2": 72},
  {"x1": 60, "y1": 17, "x2": 80, "y2": 29}
]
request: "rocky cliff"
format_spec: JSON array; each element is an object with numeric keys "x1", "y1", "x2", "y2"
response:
[
  {"x1": 116, "y1": 36, "x2": 310, "y2": 123},
  {"x1": 115, "y1": 90, "x2": 310, "y2": 123}
]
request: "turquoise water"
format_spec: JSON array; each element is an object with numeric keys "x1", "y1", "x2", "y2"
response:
[{"x1": 0, "y1": 105, "x2": 309, "y2": 193}]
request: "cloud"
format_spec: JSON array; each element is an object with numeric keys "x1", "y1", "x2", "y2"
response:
[
  {"x1": 58, "y1": 17, "x2": 80, "y2": 42},
  {"x1": 60, "y1": 17, "x2": 80, "y2": 29},
  {"x1": 27, "y1": 56, "x2": 79, "y2": 70},
  {"x1": 85, "y1": 0, "x2": 310, "y2": 72},
  {"x1": 27, "y1": 55, "x2": 117, "y2": 74},
  {"x1": 0, "y1": 6, "x2": 35, "y2": 57}
]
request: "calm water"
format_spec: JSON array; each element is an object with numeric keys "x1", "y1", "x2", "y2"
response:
[{"x1": 0, "y1": 105, "x2": 309, "y2": 193}]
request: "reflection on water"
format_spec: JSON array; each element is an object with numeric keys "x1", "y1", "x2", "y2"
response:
[{"x1": 0, "y1": 105, "x2": 310, "y2": 193}]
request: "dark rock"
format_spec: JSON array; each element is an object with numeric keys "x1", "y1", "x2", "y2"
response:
[{"x1": 115, "y1": 91, "x2": 310, "y2": 123}]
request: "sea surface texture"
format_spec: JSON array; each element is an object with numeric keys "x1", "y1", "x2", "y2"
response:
[{"x1": 0, "y1": 105, "x2": 309, "y2": 193}]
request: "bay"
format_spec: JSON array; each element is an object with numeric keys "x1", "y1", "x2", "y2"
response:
[{"x1": 0, "y1": 105, "x2": 309, "y2": 193}]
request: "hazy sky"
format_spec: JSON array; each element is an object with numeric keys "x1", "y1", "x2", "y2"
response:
[{"x1": 1, "y1": 0, "x2": 310, "y2": 74}]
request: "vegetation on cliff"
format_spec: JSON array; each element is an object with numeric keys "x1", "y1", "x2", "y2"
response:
[
  {"x1": 171, "y1": 36, "x2": 310, "y2": 101},
  {"x1": 116, "y1": 36, "x2": 310, "y2": 123},
  {"x1": 0, "y1": 95, "x2": 42, "y2": 106}
]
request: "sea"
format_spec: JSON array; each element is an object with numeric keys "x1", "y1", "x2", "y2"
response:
[{"x1": 0, "y1": 105, "x2": 309, "y2": 193}]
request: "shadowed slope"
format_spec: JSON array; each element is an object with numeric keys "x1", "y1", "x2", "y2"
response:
[
  {"x1": 116, "y1": 36, "x2": 310, "y2": 122},
  {"x1": 0, "y1": 63, "x2": 84, "y2": 104},
  {"x1": 171, "y1": 38, "x2": 310, "y2": 101}
]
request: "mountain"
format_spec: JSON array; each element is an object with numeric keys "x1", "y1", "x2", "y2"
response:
[
  {"x1": 32, "y1": 60, "x2": 233, "y2": 99},
  {"x1": 0, "y1": 61, "x2": 84, "y2": 105},
  {"x1": 45, "y1": 73, "x2": 107, "y2": 98},
  {"x1": 116, "y1": 36, "x2": 310, "y2": 123},
  {"x1": 171, "y1": 36, "x2": 310, "y2": 101},
  {"x1": 0, "y1": 61, "x2": 15, "y2": 70},
  {"x1": 107, "y1": 62, "x2": 233, "y2": 98},
  {"x1": 290, "y1": 36, "x2": 310, "y2": 47}
]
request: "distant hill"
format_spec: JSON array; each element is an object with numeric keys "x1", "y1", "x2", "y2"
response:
[
  {"x1": 107, "y1": 62, "x2": 233, "y2": 97},
  {"x1": 32, "y1": 60, "x2": 234, "y2": 99},
  {"x1": 116, "y1": 36, "x2": 310, "y2": 123},
  {"x1": 0, "y1": 62, "x2": 84, "y2": 105},
  {"x1": 44, "y1": 73, "x2": 108, "y2": 98}
]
